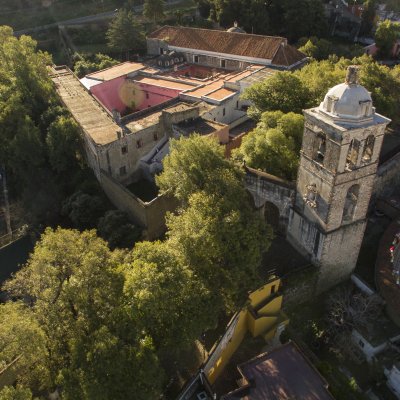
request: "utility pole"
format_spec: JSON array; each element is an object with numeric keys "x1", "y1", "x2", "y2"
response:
[{"x1": 0, "y1": 166, "x2": 12, "y2": 239}]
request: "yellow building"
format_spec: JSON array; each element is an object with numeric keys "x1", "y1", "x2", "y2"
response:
[{"x1": 203, "y1": 276, "x2": 288, "y2": 384}]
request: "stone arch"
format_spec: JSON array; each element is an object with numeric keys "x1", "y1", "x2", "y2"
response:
[
  {"x1": 342, "y1": 184, "x2": 360, "y2": 223},
  {"x1": 362, "y1": 135, "x2": 375, "y2": 163},
  {"x1": 264, "y1": 201, "x2": 280, "y2": 233}
]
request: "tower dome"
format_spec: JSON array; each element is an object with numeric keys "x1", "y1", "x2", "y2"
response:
[
  {"x1": 319, "y1": 66, "x2": 374, "y2": 124},
  {"x1": 227, "y1": 21, "x2": 245, "y2": 33}
]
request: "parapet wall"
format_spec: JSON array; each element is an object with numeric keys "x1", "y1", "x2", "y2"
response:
[{"x1": 99, "y1": 171, "x2": 177, "y2": 240}]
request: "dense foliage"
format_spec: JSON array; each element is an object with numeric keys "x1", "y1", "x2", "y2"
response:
[
  {"x1": 375, "y1": 20, "x2": 400, "y2": 58},
  {"x1": 195, "y1": 0, "x2": 327, "y2": 41},
  {"x1": 143, "y1": 0, "x2": 165, "y2": 23},
  {"x1": 157, "y1": 135, "x2": 273, "y2": 309},
  {"x1": 298, "y1": 37, "x2": 364, "y2": 61},
  {"x1": 2, "y1": 229, "x2": 164, "y2": 400},
  {"x1": 233, "y1": 112, "x2": 304, "y2": 180},
  {"x1": 106, "y1": 10, "x2": 145, "y2": 58},
  {"x1": 2, "y1": 137, "x2": 272, "y2": 398},
  {"x1": 0, "y1": 26, "x2": 89, "y2": 225},
  {"x1": 73, "y1": 54, "x2": 119, "y2": 78},
  {"x1": 243, "y1": 55, "x2": 400, "y2": 125}
]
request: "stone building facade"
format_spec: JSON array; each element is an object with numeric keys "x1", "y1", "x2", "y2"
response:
[{"x1": 287, "y1": 66, "x2": 391, "y2": 292}]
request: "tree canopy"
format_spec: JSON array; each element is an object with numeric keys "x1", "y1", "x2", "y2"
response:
[
  {"x1": 73, "y1": 54, "x2": 119, "y2": 78},
  {"x1": 242, "y1": 72, "x2": 310, "y2": 120},
  {"x1": 143, "y1": 0, "x2": 165, "y2": 23},
  {"x1": 233, "y1": 111, "x2": 304, "y2": 180},
  {"x1": 243, "y1": 55, "x2": 400, "y2": 125},
  {"x1": 195, "y1": 0, "x2": 327, "y2": 41},
  {"x1": 3, "y1": 228, "x2": 164, "y2": 400},
  {"x1": 375, "y1": 20, "x2": 400, "y2": 58},
  {"x1": 0, "y1": 26, "x2": 94, "y2": 226},
  {"x1": 106, "y1": 11, "x2": 145, "y2": 59},
  {"x1": 158, "y1": 135, "x2": 272, "y2": 309}
]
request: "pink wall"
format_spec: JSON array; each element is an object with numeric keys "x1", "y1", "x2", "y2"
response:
[
  {"x1": 91, "y1": 76, "x2": 128, "y2": 114},
  {"x1": 133, "y1": 82, "x2": 182, "y2": 111},
  {"x1": 90, "y1": 76, "x2": 183, "y2": 115}
]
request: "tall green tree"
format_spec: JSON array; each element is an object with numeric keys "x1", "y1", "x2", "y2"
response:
[
  {"x1": 375, "y1": 19, "x2": 400, "y2": 58},
  {"x1": 0, "y1": 302, "x2": 49, "y2": 393},
  {"x1": 360, "y1": 0, "x2": 377, "y2": 36},
  {"x1": 242, "y1": 72, "x2": 311, "y2": 120},
  {"x1": 3, "y1": 228, "x2": 164, "y2": 400},
  {"x1": 156, "y1": 134, "x2": 244, "y2": 203},
  {"x1": 143, "y1": 0, "x2": 165, "y2": 23},
  {"x1": 244, "y1": 55, "x2": 400, "y2": 125},
  {"x1": 123, "y1": 241, "x2": 217, "y2": 353},
  {"x1": 46, "y1": 116, "x2": 82, "y2": 175},
  {"x1": 233, "y1": 111, "x2": 304, "y2": 180},
  {"x1": 106, "y1": 11, "x2": 145, "y2": 59},
  {"x1": 283, "y1": 0, "x2": 327, "y2": 41},
  {"x1": 157, "y1": 135, "x2": 272, "y2": 309}
]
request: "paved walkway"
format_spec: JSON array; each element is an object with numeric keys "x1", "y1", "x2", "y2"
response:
[{"x1": 375, "y1": 219, "x2": 400, "y2": 326}]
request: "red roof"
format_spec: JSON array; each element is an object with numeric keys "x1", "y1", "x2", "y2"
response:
[{"x1": 148, "y1": 26, "x2": 306, "y2": 68}]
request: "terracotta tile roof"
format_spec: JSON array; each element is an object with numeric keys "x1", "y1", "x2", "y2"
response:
[
  {"x1": 272, "y1": 44, "x2": 307, "y2": 68},
  {"x1": 148, "y1": 26, "x2": 306, "y2": 67}
]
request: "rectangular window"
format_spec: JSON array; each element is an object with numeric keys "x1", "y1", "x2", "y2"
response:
[
  {"x1": 119, "y1": 166, "x2": 126, "y2": 176},
  {"x1": 153, "y1": 133, "x2": 158, "y2": 141},
  {"x1": 236, "y1": 100, "x2": 239, "y2": 109},
  {"x1": 159, "y1": 48, "x2": 164, "y2": 55},
  {"x1": 271, "y1": 285, "x2": 276, "y2": 295},
  {"x1": 136, "y1": 139, "x2": 143, "y2": 148},
  {"x1": 221, "y1": 59, "x2": 226, "y2": 68},
  {"x1": 223, "y1": 108, "x2": 226, "y2": 116},
  {"x1": 359, "y1": 340, "x2": 365, "y2": 348},
  {"x1": 145, "y1": 92, "x2": 149, "y2": 99},
  {"x1": 121, "y1": 146, "x2": 128, "y2": 155},
  {"x1": 194, "y1": 55, "x2": 199, "y2": 63}
]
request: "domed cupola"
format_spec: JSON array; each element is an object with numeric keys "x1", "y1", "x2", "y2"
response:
[
  {"x1": 319, "y1": 66, "x2": 374, "y2": 126},
  {"x1": 227, "y1": 21, "x2": 245, "y2": 33}
]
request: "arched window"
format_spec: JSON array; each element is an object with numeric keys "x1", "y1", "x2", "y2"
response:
[
  {"x1": 342, "y1": 184, "x2": 359, "y2": 223},
  {"x1": 314, "y1": 134, "x2": 326, "y2": 164},
  {"x1": 362, "y1": 135, "x2": 375, "y2": 163},
  {"x1": 346, "y1": 139, "x2": 360, "y2": 171}
]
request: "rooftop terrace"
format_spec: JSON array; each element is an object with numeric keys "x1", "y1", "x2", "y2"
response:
[
  {"x1": 86, "y1": 62, "x2": 145, "y2": 81},
  {"x1": 50, "y1": 67, "x2": 120, "y2": 145}
]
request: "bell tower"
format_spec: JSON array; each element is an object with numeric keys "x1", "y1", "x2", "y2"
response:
[{"x1": 287, "y1": 66, "x2": 391, "y2": 292}]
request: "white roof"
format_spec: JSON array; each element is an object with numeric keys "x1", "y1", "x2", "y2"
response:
[{"x1": 80, "y1": 76, "x2": 103, "y2": 90}]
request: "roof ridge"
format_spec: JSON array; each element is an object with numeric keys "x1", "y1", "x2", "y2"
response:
[{"x1": 153, "y1": 25, "x2": 286, "y2": 41}]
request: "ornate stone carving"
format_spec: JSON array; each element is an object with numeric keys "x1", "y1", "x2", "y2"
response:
[{"x1": 303, "y1": 184, "x2": 318, "y2": 208}]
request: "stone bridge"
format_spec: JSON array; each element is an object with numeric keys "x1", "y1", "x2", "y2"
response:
[{"x1": 244, "y1": 166, "x2": 295, "y2": 234}]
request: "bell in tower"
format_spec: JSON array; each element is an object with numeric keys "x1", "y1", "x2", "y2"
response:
[{"x1": 287, "y1": 66, "x2": 391, "y2": 293}]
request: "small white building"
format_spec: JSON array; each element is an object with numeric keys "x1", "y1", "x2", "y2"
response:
[
  {"x1": 352, "y1": 322, "x2": 400, "y2": 363},
  {"x1": 385, "y1": 363, "x2": 400, "y2": 399}
]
